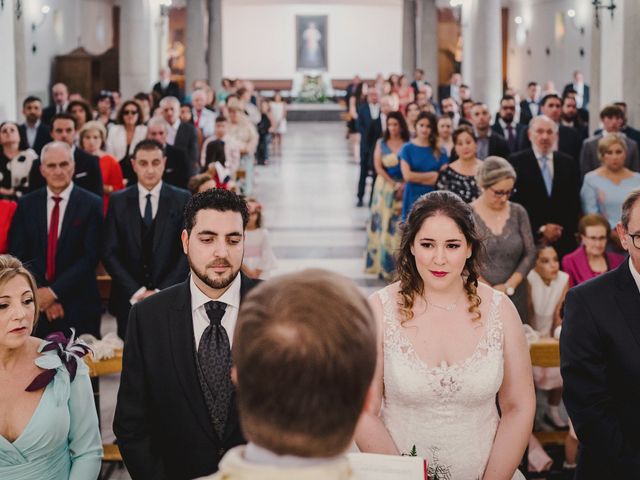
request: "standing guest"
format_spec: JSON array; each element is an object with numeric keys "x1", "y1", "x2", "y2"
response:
[
  {"x1": 438, "y1": 72, "x2": 462, "y2": 104},
  {"x1": 201, "y1": 116, "x2": 241, "y2": 178},
  {"x1": 106, "y1": 100, "x2": 148, "y2": 164},
  {"x1": 581, "y1": 133, "x2": 640, "y2": 228},
  {"x1": 562, "y1": 214, "x2": 625, "y2": 287},
  {"x1": 114, "y1": 189, "x2": 260, "y2": 479},
  {"x1": 580, "y1": 105, "x2": 640, "y2": 177},
  {"x1": 510, "y1": 115, "x2": 581, "y2": 258},
  {"x1": 0, "y1": 200, "x2": 17, "y2": 253},
  {"x1": 42, "y1": 83, "x2": 70, "y2": 125},
  {"x1": 441, "y1": 97, "x2": 462, "y2": 128},
  {"x1": 492, "y1": 95, "x2": 525, "y2": 154},
  {"x1": 146, "y1": 117, "x2": 190, "y2": 190},
  {"x1": 0, "y1": 255, "x2": 102, "y2": 479},
  {"x1": 451, "y1": 102, "x2": 510, "y2": 161},
  {"x1": 18, "y1": 96, "x2": 51, "y2": 155},
  {"x1": 562, "y1": 70, "x2": 590, "y2": 110},
  {"x1": 520, "y1": 81, "x2": 541, "y2": 126},
  {"x1": 180, "y1": 103, "x2": 194, "y2": 124},
  {"x1": 356, "y1": 88, "x2": 382, "y2": 207},
  {"x1": 152, "y1": 67, "x2": 182, "y2": 101},
  {"x1": 365, "y1": 111, "x2": 410, "y2": 280},
  {"x1": 103, "y1": 139, "x2": 190, "y2": 339},
  {"x1": 94, "y1": 92, "x2": 116, "y2": 128},
  {"x1": 66, "y1": 100, "x2": 92, "y2": 135},
  {"x1": 561, "y1": 190, "x2": 640, "y2": 479},
  {"x1": 269, "y1": 91, "x2": 287, "y2": 157},
  {"x1": 472, "y1": 157, "x2": 536, "y2": 322},
  {"x1": 226, "y1": 98, "x2": 259, "y2": 195},
  {"x1": 0, "y1": 121, "x2": 38, "y2": 199},
  {"x1": 461, "y1": 99, "x2": 474, "y2": 124},
  {"x1": 192, "y1": 89, "x2": 217, "y2": 139},
  {"x1": 560, "y1": 95, "x2": 588, "y2": 142},
  {"x1": 133, "y1": 92, "x2": 153, "y2": 125},
  {"x1": 9, "y1": 141, "x2": 103, "y2": 338},
  {"x1": 347, "y1": 82, "x2": 366, "y2": 154},
  {"x1": 28, "y1": 113, "x2": 103, "y2": 197},
  {"x1": 411, "y1": 68, "x2": 428, "y2": 95},
  {"x1": 611, "y1": 101, "x2": 640, "y2": 146},
  {"x1": 399, "y1": 111, "x2": 448, "y2": 219},
  {"x1": 255, "y1": 99, "x2": 272, "y2": 166},
  {"x1": 405, "y1": 102, "x2": 420, "y2": 137},
  {"x1": 160, "y1": 96, "x2": 199, "y2": 175},
  {"x1": 436, "y1": 125, "x2": 481, "y2": 203},
  {"x1": 200, "y1": 269, "x2": 377, "y2": 480},
  {"x1": 242, "y1": 198, "x2": 277, "y2": 280},
  {"x1": 396, "y1": 75, "x2": 415, "y2": 114},
  {"x1": 437, "y1": 115, "x2": 454, "y2": 156},
  {"x1": 79, "y1": 121, "x2": 124, "y2": 215}
]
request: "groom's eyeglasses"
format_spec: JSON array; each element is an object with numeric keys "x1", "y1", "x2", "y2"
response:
[{"x1": 628, "y1": 232, "x2": 640, "y2": 249}]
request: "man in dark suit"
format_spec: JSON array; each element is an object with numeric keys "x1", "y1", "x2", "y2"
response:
[
  {"x1": 449, "y1": 102, "x2": 509, "y2": 161},
  {"x1": 561, "y1": 190, "x2": 640, "y2": 479},
  {"x1": 152, "y1": 67, "x2": 183, "y2": 102},
  {"x1": 510, "y1": 115, "x2": 581, "y2": 258},
  {"x1": 160, "y1": 96, "x2": 199, "y2": 175},
  {"x1": 41, "y1": 83, "x2": 70, "y2": 126},
  {"x1": 146, "y1": 117, "x2": 190, "y2": 189},
  {"x1": 411, "y1": 68, "x2": 431, "y2": 96},
  {"x1": 518, "y1": 94, "x2": 582, "y2": 166},
  {"x1": 438, "y1": 72, "x2": 462, "y2": 105},
  {"x1": 492, "y1": 95, "x2": 526, "y2": 154},
  {"x1": 18, "y1": 96, "x2": 51, "y2": 155},
  {"x1": 103, "y1": 139, "x2": 190, "y2": 339},
  {"x1": 9, "y1": 141, "x2": 103, "y2": 337},
  {"x1": 28, "y1": 113, "x2": 103, "y2": 197},
  {"x1": 356, "y1": 88, "x2": 381, "y2": 207},
  {"x1": 114, "y1": 189, "x2": 260, "y2": 480},
  {"x1": 519, "y1": 81, "x2": 541, "y2": 126},
  {"x1": 593, "y1": 101, "x2": 640, "y2": 146},
  {"x1": 562, "y1": 70, "x2": 590, "y2": 110},
  {"x1": 560, "y1": 95, "x2": 589, "y2": 142}
]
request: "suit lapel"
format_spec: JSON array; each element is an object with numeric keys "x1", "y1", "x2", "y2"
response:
[
  {"x1": 152, "y1": 184, "x2": 171, "y2": 255},
  {"x1": 126, "y1": 186, "x2": 142, "y2": 252},
  {"x1": 168, "y1": 280, "x2": 217, "y2": 442},
  {"x1": 57, "y1": 186, "x2": 78, "y2": 248},
  {"x1": 614, "y1": 261, "x2": 640, "y2": 350},
  {"x1": 527, "y1": 151, "x2": 549, "y2": 197}
]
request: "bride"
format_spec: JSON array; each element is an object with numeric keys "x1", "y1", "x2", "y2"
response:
[{"x1": 356, "y1": 191, "x2": 534, "y2": 479}]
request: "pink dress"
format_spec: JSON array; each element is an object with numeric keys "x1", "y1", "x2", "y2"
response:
[{"x1": 561, "y1": 246, "x2": 625, "y2": 287}]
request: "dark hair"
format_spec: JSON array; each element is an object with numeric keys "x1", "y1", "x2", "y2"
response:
[
  {"x1": 396, "y1": 191, "x2": 484, "y2": 323},
  {"x1": 215, "y1": 116, "x2": 227, "y2": 124},
  {"x1": 460, "y1": 84, "x2": 470, "y2": 89},
  {"x1": 116, "y1": 100, "x2": 144, "y2": 126},
  {"x1": 383, "y1": 111, "x2": 410, "y2": 142},
  {"x1": 22, "y1": 96, "x2": 42, "y2": 108},
  {"x1": 187, "y1": 173, "x2": 214, "y2": 195},
  {"x1": 452, "y1": 125, "x2": 476, "y2": 145},
  {"x1": 500, "y1": 95, "x2": 516, "y2": 105},
  {"x1": 600, "y1": 104, "x2": 624, "y2": 120},
  {"x1": 621, "y1": 189, "x2": 640, "y2": 230},
  {"x1": 184, "y1": 188, "x2": 250, "y2": 234},
  {"x1": 415, "y1": 111, "x2": 440, "y2": 157},
  {"x1": 50, "y1": 112, "x2": 77, "y2": 131},
  {"x1": 527, "y1": 81, "x2": 539, "y2": 88},
  {"x1": 95, "y1": 92, "x2": 115, "y2": 109},
  {"x1": 67, "y1": 100, "x2": 93, "y2": 124},
  {"x1": 132, "y1": 139, "x2": 164, "y2": 159},
  {"x1": 540, "y1": 93, "x2": 561, "y2": 107},
  {"x1": 562, "y1": 95, "x2": 577, "y2": 106}
]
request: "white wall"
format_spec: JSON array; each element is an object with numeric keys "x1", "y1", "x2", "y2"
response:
[
  {"x1": 506, "y1": 0, "x2": 592, "y2": 95},
  {"x1": 0, "y1": 2, "x2": 18, "y2": 121},
  {"x1": 222, "y1": 0, "x2": 403, "y2": 79}
]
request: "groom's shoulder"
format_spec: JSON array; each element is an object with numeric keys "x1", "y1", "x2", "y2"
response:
[{"x1": 135, "y1": 281, "x2": 190, "y2": 315}]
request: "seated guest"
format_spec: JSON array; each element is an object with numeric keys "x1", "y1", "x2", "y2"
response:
[
  {"x1": 105, "y1": 100, "x2": 148, "y2": 164},
  {"x1": 0, "y1": 199, "x2": 17, "y2": 253},
  {"x1": 510, "y1": 115, "x2": 581, "y2": 258},
  {"x1": 0, "y1": 121, "x2": 38, "y2": 199},
  {"x1": 0, "y1": 255, "x2": 102, "y2": 479},
  {"x1": 581, "y1": 133, "x2": 640, "y2": 227},
  {"x1": 66, "y1": 99, "x2": 93, "y2": 135},
  {"x1": 79, "y1": 121, "x2": 125, "y2": 214},
  {"x1": 436, "y1": 125, "x2": 482, "y2": 202},
  {"x1": 201, "y1": 116, "x2": 241, "y2": 177},
  {"x1": 18, "y1": 96, "x2": 51, "y2": 155},
  {"x1": 146, "y1": 117, "x2": 190, "y2": 189},
  {"x1": 580, "y1": 105, "x2": 640, "y2": 178},
  {"x1": 562, "y1": 214, "x2": 625, "y2": 287},
  {"x1": 160, "y1": 96, "x2": 199, "y2": 175},
  {"x1": 492, "y1": 95, "x2": 526, "y2": 153},
  {"x1": 200, "y1": 269, "x2": 377, "y2": 480},
  {"x1": 103, "y1": 139, "x2": 190, "y2": 339},
  {"x1": 9, "y1": 141, "x2": 103, "y2": 337},
  {"x1": 28, "y1": 113, "x2": 103, "y2": 197}
]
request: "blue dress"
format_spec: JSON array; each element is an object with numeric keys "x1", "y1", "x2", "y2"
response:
[
  {"x1": 581, "y1": 171, "x2": 640, "y2": 227},
  {"x1": 399, "y1": 142, "x2": 449, "y2": 219},
  {"x1": 0, "y1": 339, "x2": 103, "y2": 479}
]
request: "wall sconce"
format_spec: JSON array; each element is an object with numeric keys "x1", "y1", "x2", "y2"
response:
[
  {"x1": 514, "y1": 16, "x2": 523, "y2": 25},
  {"x1": 31, "y1": 5, "x2": 50, "y2": 31},
  {"x1": 159, "y1": 0, "x2": 172, "y2": 17},
  {"x1": 592, "y1": 0, "x2": 616, "y2": 28}
]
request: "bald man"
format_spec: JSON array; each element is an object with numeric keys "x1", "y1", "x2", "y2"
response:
[{"x1": 42, "y1": 82, "x2": 70, "y2": 125}]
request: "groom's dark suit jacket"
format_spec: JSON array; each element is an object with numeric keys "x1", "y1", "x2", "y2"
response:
[
  {"x1": 561, "y1": 260, "x2": 640, "y2": 479},
  {"x1": 113, "y1": 274, "x2": 260, "y2": 480}
]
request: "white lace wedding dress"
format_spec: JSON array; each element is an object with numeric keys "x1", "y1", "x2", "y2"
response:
[{"x1": 377, "y1": 286, "x2": 525, "y2": 480}]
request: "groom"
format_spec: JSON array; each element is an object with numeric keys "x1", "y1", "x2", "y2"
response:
[{"x1": 114, "y1": 189, "x2": 260, "y2": 480}]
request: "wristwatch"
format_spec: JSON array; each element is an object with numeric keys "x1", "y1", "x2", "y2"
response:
[{"x1": 505, "y1": 286, "x2": 515, "y2": 296}]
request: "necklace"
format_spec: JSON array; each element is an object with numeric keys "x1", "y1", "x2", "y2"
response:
[{"x1": 426, "y1": 292, "x2": 462, "y2": 312}]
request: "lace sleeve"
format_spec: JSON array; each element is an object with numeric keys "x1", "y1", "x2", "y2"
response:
[{"x1": 513, "y1": 203, "x2": 537, "y2": 277}]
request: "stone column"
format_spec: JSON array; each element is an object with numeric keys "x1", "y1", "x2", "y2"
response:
[
  {"x1": 0, "y1": 2, "x2": 18, "y2": 120},
  {"x1": 120, "y1": 0, "x2": 155, "y2": 99},
  {"x1": 402, "y1": 0, "x2": 417, "y2": 77},
  {"x1": 186, "y1": 0, "x2": 207, "y2": 93},
  {"x1": 416, "y1": 0, "x2": 438, "y2": 90},
  {"x1": 208, "y1": 0, "x2": 223, "y2": 92},
  {"x1": 461, "y1": 0, "x2": 501, "y2": 113},
  {"x1": 14, "y1": 2, "x2": 27, "y2": 119},
  {"x1": 622, "y1": 0, "x2": 640, "y2": 127}
]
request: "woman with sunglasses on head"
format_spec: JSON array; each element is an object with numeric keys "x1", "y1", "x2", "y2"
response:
[
  {"x1": 105, "y1": 100, "x2": 148, "y2": 164},
  {"x1": 471, "y1": 157, "x2": 536, "y2": 322}
]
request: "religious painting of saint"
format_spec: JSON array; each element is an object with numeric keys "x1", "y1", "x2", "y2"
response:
[{"x1": 296, "y1": 16, "x2": 328, "y2": 71}]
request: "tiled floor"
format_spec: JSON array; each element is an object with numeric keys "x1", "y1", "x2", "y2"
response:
[{"x1": 100, "y1": 121, "x2": 384, "y2": 479}]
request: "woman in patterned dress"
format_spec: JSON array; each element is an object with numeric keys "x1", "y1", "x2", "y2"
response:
[{"x1": 436, "y1": 125, "x2": 482, "y2": 203}]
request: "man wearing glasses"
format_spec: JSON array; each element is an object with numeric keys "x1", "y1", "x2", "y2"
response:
[
  {"x1": 561, "y1": 189, "x2": 640, "y2": 479},
  {"x1": 492, "y1": 95, "x2": 525, "y2": 154}
]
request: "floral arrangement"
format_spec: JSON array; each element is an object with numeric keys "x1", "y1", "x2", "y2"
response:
[
  {"x1": 402, "y1": 445, "x2": 453, "y2": 480},
  {"x1": 297, "y1": 75, "x2": 327, "y2": 103}
]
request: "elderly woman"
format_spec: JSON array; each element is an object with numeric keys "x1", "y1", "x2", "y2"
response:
[
  {"x1": 0, "y1": 255, "x2": 102, "y2": 478},
  {"x1": 436, "y1": 125, "x2": 482, "y2": 202},
  {"x1": 581, "y1": 132, "x2": 640, "y2": 228},
  {"x1": 0, "y1": 121, "x2": 38, "y2": 200},
  {"x1": 105, "y1": 100, "x2": 148, "y2": 163},
  {"x1": 79, "y1": 121, "x2": 124, "y2": 214},
  {"x1": 471, "y1": 156, "x2": 536, "y2": 322},
  {"x1": 226, "y1": 97, "x2": 258, "y2": 195}
]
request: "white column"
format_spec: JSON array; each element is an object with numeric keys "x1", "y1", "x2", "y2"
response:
[
  {"x1": 0, "y1": 2, "x2": 18, "y2": 120},
  {"x1": 461, "y1": 0, "x2": 501, "y2": 113},
  {"x1": 622, "y1": 0, "x2": 640, "y2": 127},
  {"x1": 402, "y1": 0, "x2": 417, "y2": 77},
  {"x1": 186, "y1": 0, "x2": 208, "y2": 93},
  {"x1": 14, "y1": 2, "x2": 27, "y2": 119},
  {"x1": 416, "y1": 0, "x2": 438, "y2": 90},
  {"x1": 208, "y1": 0, "x2": 223, "y2": 92}
]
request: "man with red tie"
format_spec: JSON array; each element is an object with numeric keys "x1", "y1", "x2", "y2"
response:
[{"x1": 9, "y1": 141, "x2": 103, "y2": 338}]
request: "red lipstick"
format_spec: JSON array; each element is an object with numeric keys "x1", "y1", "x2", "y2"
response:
[{"x1": 430, "y1": 271, "x2": 448, "y2": 278}]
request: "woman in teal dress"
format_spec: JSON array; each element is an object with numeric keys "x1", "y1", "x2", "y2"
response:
[
  {"x1": 0, "y1": 255, "x2": 102, "y2": 480},
  {"x1": 399, "y1": 111, "x2": 448, "y2": 219},
  {"x1": 365, "y1": 111, "x2": 411, "y2": 280}
]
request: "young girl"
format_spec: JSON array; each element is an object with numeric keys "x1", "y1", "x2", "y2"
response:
[
  {"x1": 527, "y1": 246, "x2": 569, "y2": 429},
  {"x1": 242, "y1": 198, "x2": 277, "y2": 280}
]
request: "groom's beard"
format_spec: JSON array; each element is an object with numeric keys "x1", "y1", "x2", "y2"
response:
[{"x1": 189, "y1": 256, "x2": 242, "y2": 290}]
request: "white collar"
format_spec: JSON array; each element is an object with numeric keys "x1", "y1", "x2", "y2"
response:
[
  {"x1": 629, "y1": 257, "x2": 640, "y2": 294},
  {"x1": 190, "y1": 271, "x2": 241, "y2": 312},
  {"x1": 532, "y1": 148, "x2": 552, "y2": 161},
  {"x1": 244, "y1": 442, "x2": 341, "y2": 468},
  {"x1": 137, "y1": 180, "x2": 163, "y2": 197},
  {"x1": 46, "y1": 182, "x2": 73, "y2": 201}
]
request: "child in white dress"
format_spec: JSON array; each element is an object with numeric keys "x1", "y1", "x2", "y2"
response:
[{"x1": 242, "y1": 198, "x2": 277, "y2": 280}]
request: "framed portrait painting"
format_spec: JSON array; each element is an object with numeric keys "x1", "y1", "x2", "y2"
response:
[{"x1": 296, "y1": 15, "x2": 328, "y2": 71}]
